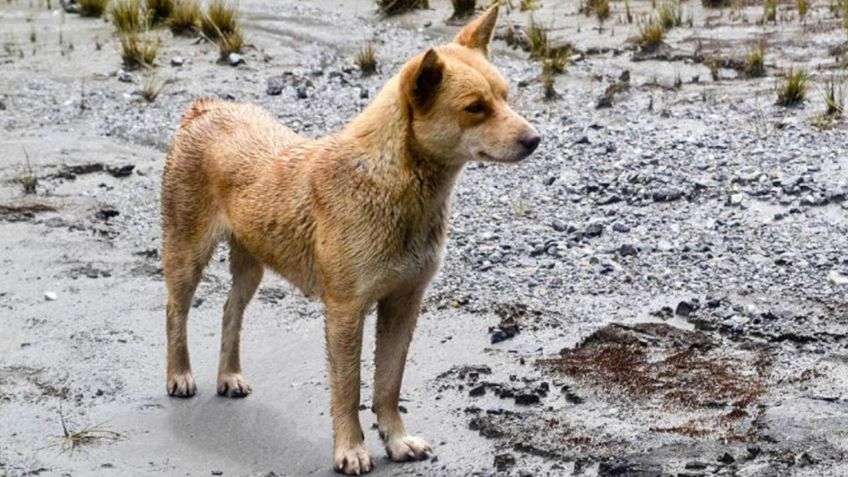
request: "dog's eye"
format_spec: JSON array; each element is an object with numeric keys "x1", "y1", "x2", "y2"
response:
[{"x1": 464, "y1": 102, "x2": 486, "y2": 114}]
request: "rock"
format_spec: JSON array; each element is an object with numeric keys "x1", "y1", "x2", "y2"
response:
[
  {"x1": 296, "y1": 86, "x2": 308, "y2": 99},
  {"x1": 107, "y1": 165, "x2": 135, "y2": 178},
  {"x1": 652, "y1": 188, "x2": 682, "y2": 202},
  {"x1": 575, "y1": 135, "x2": 590, "y2": 145},
  {"x1": 494, "y1": 453, "x2": 516, "y2": 472},
  {"x1": 618, "y1": 244, "x2": 638, "y2": 257},
  {"x1": 718, "y1": 452, "x2": 735, "y2": 464},
  {"x1": 118, "y1": 71, "x2": 134, "y2": 83},
  {"x1": 728, "y1": 193, "x2": 744, "y2": 206},
  {"x1": 514, "y1": 393, "x2": 540, "y2": 405},
  {"x1": 95, "y1": 208, "x2": 120, "y2": 221},
  {"x1": 721, "y1": 315, "x2": 748, "y2": 333},
  {"x1": 469, "y1": 384, "x2": 486, "y2": 397},
  {"x1": 828, "y1": 270, "x2": 848, "y2": 285},
  {"x1": 266, "y1": 76, "x2": 284, "y2": 96},
  {"x1": 44, "y1": 291, "x2": 58, "y2": 301},
  {"x1": 746, "y1": 444, "x2": 761, "y2": 459},
  {"x1": 227, "y1": 53, "x2": 244, "y2": 66},
  {"x1": 359, "y1": 88, "x2": 369, "y2": 99},
  {"x1": 675, "y1": 300, "x2": 696, "y2": 317},
  {"x1": 612, "y1": 222, "x2": 630, "y2": 233},
  {"x1": 170, "y1": 57, "x2": 184, "y2": 67},
  {"x1": 552, "y1": 219, "x2": 568, "y2": 232},
  {"x1": 584, "y1": 222, "x2": 604, "y2": 238}
]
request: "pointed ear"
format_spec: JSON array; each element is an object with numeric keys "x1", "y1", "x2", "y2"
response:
[
  {"x1": 453, "y1": 4, "x2": 499, "y2": 57},
  {"x1": 402, "y1": 49, "x2": 444, "y2": 112}
]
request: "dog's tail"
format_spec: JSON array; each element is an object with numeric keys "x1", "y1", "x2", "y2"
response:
[{"x1": 179, "y1": 98, "x2": 220, "y2": 129}]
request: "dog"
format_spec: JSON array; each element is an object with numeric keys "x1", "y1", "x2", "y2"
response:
[{"x1": 160, "y1": 5, "x2": 539, "y2": 474}]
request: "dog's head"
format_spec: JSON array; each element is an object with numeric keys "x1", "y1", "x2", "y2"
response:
[{"x1": 400, "y1": 5, "x2": 540, "y2": 165}]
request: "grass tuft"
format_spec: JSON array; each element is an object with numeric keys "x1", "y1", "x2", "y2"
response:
[
  {"x1": 450, "y1": 0, "x2": 476, "y2": 19},
  {"x1": 527, "y1": 18, "x2": 550, "y2": 59},
  {"x1": 120, "y1": 31, "x2": 159, "y2": 69},
  {"x1": 78, "y1": 0, "x2": 110, "y2": 17},
  {"x1": 146, "y1": 0, "x2": 174, "y2": 24},
  {"x1": 657, "y1": 0, "x2": 682, "y2": 29},
  {"x1": 217, "y1": 28, "x2": 243, "y2": 62},
  {"x1": 59, "y1": 409, "x2": 121, "y2": 454},
  {"x1": 17, "y1": 147, "x2": 37, "y2": 195},
  {"x1": 520, "y1": 0, "x2": 540, "y2": 11},
  {"x1": 798, "y1": 0, "x2": 808, "y2": 20},
  {"x1": 168, "y1": 0, "x2": 200, "y2": 35},
  {"x1": 638, "y1": 19, "x2": 664, "y2": 51},
  {"x1": 745, "y1": 42, "x2": 766, "y2": 78},
  {"x1": 824, "y1": 76, "x2": 845, "y2": 116},
  {"x1": 355, "y1": 42, "x2": 377, "y2": 76},
  {"x1": 110, "y1": 0, "x2": 143, "y2": 34},
  {"x1": 762, "y1": 0, "x2": 777, "y2": 23},
  {"x1": 775, "y1": 68, "x2": 808, "y2": 106},
  {"x1": 201, "y1": 0, "x2": 239, "y2": 40},
  {"x1": 376, "y1": 0, "x2": 427, "y2": 16},
  {"x1": 141, "y1": 71, "x2": 169, "y2": 102},
  {"x1": 595, "y1": 0, "x2": 610, "y2": 22}
]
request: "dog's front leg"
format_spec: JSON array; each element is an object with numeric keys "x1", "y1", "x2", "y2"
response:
[
  {"x1": 374, "y1": 287, "x2": 432, "y2": 462},
  {"x1": 325, "y1": 298, "x2": 374, "y2": 475}
]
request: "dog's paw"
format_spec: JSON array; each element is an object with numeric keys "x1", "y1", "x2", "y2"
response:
[
  {"x1": 167, "y1": 372, "x2": 197, "y2": 398},
  {"x1": 385, "y1": 434, "x2": 432, "y2": 462},
  {"x1": 217, "y1": 373, "x2": 252, "y2": 398},
  {"x1": 333, "y1": 443, "x2": 374, "y2": 475}
]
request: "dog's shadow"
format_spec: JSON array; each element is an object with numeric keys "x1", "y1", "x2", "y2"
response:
[{"x1": 166, "y1": 393, "x2": 329, "y2": 474}]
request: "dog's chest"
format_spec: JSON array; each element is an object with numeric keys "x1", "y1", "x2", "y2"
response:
[{"x1": 389, "y1": 206, "x2": 448, "y2": 281}]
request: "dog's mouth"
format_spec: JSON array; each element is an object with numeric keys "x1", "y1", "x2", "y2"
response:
[{"x1": 476, "y1": 150, "x2": 529, "y2": 163}]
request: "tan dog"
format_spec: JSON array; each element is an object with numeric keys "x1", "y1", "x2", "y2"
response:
[{"x1": 160, "y1": 5, "x2": 539, "y2": 475}]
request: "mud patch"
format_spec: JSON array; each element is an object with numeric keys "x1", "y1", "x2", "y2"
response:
[{"x1": 538, "y1": 323, "x2": 772, "y2": 418}]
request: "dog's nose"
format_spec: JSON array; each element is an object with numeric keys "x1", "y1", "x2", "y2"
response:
[{"x1": 519, "y1": 133, "x2": 541, "y2": 154}]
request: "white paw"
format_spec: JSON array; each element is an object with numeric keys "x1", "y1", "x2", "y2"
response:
[
  {"x1": 333, "y1": 443, "x2": 374, "y2": 475},
  {"x1": 217, "y1": 373, "x2": 252, "y2": 398},
  {"x1": 167, "y1": 372, "x2": 197, "y2": 397},
  {"x1": 385, "y1": 434, "x2": 432, "y2": 462}
]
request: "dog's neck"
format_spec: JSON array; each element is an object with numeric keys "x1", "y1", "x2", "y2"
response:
[{"x1": 340, "y1": 77, "x2": 463, "y2": 202}]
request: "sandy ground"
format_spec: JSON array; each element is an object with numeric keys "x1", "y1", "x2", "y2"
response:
[{"x1": 2, "y1": 0, "x2": 848, "y2": 476}]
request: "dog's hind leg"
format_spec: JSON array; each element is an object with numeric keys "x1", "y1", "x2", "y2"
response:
[
  {"x1": 374, "y1": 286, "x2": 432, "y2": 462},
  {"x1": 163, "y1": 232, "x2": 216, "y2": 398},
  {"x1": 216, "y1": 237, "x2": 263, "y2": 398}
]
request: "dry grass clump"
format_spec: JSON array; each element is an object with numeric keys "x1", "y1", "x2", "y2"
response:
[
  {"x1": 638, "y1": 19, "x2": 665, "y2": 51},
  {"x1": 355, "y1": 43, "x2": 377, "y2": 76},
  {"x1": 450, "y1": 0, "x2": 476, "y2": 19},
  {"x1": 762, "y1": 0, "x2": 777, "y2": 23},
  {"x1": 146, "y1": 0, "x2": 174, "y2": 24},
  {"x1": 520, "y1": 0, "x2": 540, "y2": 11},
  {"x1": 167, "y1": 0, "x2": 201, "y2": 35},
  {"x1": 527, "y1": 18, "x2": 551, "y2": 59},
  {"x1": 201, "y1": 0, "x2": 239, "y2": 40},
  {"x1": 775, "y1": 68, "x2": 809, "y2": 106},
  {"x1": 824, "y1": 76, "x2": 845, "y2": 116},
  {"x1": 376, "y1": 0, "x2": 427, "y2": 16},
  {"x1": 541, "y1": 68, "x2": 560, "y2": 101},
  {"x1": 17, "y1": 147, "x2": 37, "y2": 195},
  {"x1": 141, "y1": 71, "x2": 169, "y2": 102},
  {"x1": 798, "y1": 0, "x2": 809, "y2": 20},
  {"x1": 595, "y1": 0, "x2": 610, "y2": 22},
  {"x1": 120, "y1": 31, "x2": 160, "y2": 69},
  {"x1": 58, "y1": 410, "x2": 121, "y2": 454},
  {"x1": 78, "y1": 0, "x2": 110, "y2": 17},
  {"x1": 657, "y1": 0, "x2": 682, "y2": 29},
  {"x1": 217, "y1": 27, "x2": 243, "y2": 61},
  {"x1": 110, "y1": 0, "x2": 143, "y2": 34},
  {"x1": 745, "y1": 42, "x2": 766, "y2": 78}
]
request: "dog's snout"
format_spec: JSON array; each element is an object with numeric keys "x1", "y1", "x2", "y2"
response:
[{"x1": 519, "y1": 133, "x2": 541, "y2": 154}]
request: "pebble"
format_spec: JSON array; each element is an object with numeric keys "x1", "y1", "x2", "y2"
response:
[
  {"x1": 266, "y1": 76, "x2": 284, "y2": 96},
  {"x1": 44, "y1": 291, "x2": 58, "y2": 301},
  {"x1": 170, "y1": 57, "x2": 184, "y2": 67},
  {"x1": 118, "y1": 71, "x2": 134, "y2": 83},
  {"x1": 227, "y1": 53, "x2": 244, "y2": 66},
  {"x1": 827, "y1": 270, "x2": 848, "y2": 285},
  {"x1": 296, "y1": 86, "x2": 308, "y2": 99}
]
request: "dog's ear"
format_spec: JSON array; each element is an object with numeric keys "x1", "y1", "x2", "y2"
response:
[
  {"x1": 402, "y1": 48, "x2": 444, "y2": 112},
  {"x1": 453, "y1": 4, "x2": 499, "y2": 57}
]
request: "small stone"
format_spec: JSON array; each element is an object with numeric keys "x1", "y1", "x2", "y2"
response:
[
  {"x1": 170, "y1": 57, "x2": 184, "y2": 66},
  {"x1": 584, "y1": 222, "x2": 604, "y2": 238},
  {"x1": 296, "y1": 86, "x2": 308, "y2": 99},
  {"x1": 574, "y1": 135, "x2": 590, "y2": 145},
  {"x1": 490, "y1": 329, "x2": 509, "y2": 344},
  {"x1": 718, "y1": 452, "x2": 735, "y2": 465},
  {"x1": 675, "y1": 300, "x2": 695, "y2": 317},
  {"x1": 612, "y1": 222, "x2": 630, "y2": 233},
  {"x1": 359, "y1": 88, "x2": 369, "y2": 99},
  {"x1": 746, "y1": 444, "x2": 761, "y2": 459},
  {"x1": 514, "y1": 393, "x2": 540, "y2": 405},
  {"x1": 44, "y1": 291, "x2": 58, "y2": 301},
  {"x1": 722, "y1": 315, "x2": 748, "y2": 333},
  {"x1": 494, "y1": 453, "x2": 516, "y2": 472},
  {"x1": 618, "y1": 244, "x2": 638, "y2": 257},
  {"x1": 211, "y1": 471, "x2": 223, "y2": 476},
  {"x1": 551, "y1": 219, "x2": 568, "y2": 232},
  {"x1": 469, "y1": 385, "x2": 486, "y2": 397},
  {"x1": 118, "y1": 71, "x2": 134, "y2": 83},
  {"x1": 266, "y1": 76, "x2": 284, "y2": 96},
  {"x1": 227, "y1": 53, "x2": 244, "y2": 66},
  {"x1": 728, "y1": 193, "x2": 744, "y2": 206},
  {"x1": 828, "y1": 270, "x2": 848, "y2": 285}
]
